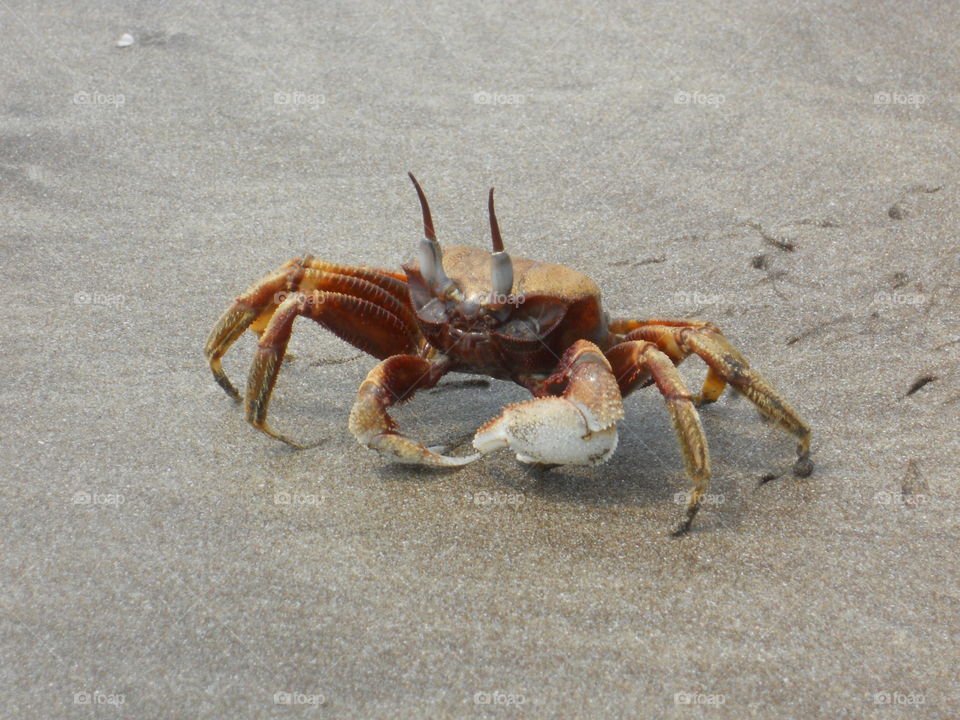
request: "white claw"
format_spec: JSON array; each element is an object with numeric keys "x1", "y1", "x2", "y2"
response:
[{"x1": 473, "y1": 397, "x2": 619, "y2": 466}]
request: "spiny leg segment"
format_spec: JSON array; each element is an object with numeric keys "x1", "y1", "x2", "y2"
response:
[
  {"x1": 246, "y1": 287, "x2": 423, "y2": 447},
  {"x1": 204, "y1": 255, "x2": 424, "y2": 447},
  {"x1": 609, "y1": 318, "x2": 812, "y2": 477},
  {"x1": 606, "y1": 340, "x2": 710, "y2": 534},
  {"x1": 349, "y1": 355, "x2": 480, "y2": 466}
]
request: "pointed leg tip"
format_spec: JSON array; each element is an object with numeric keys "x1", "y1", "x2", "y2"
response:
[
  {"x1": 271, "y1": 431, "x2": 326, "y2": 450},
  {"x1": 250, "y1": 420, "x2": 317, "y2": 450},
  {"x1": 793, "y1": 456, "x2": 814, "y2": 477},
  {"x1": 220, "y1": 381, "x2": 242, "y2": 402},
  {"x1": 671, "y1": 504, "x2": 700, "y2": 537}
]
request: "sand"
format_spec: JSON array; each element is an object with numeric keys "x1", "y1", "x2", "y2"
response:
[{"x1": 2, "y1": 1, "x2": 958, "y2": 718}]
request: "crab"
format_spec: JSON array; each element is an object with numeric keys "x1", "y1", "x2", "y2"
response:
[{"x1": 204, "y1": 174, "x2": 812, "y2": 534}]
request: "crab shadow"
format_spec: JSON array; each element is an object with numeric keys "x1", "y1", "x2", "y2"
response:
[
  {"x1": 268, "y1": 371, "x2": 799, "y2": 534},
  {"x1": 387, "y1": 387, "x2": 796, "y2": 533}
]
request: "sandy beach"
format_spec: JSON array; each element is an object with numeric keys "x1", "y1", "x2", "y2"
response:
[{"x1": 2, "y1": 1, "x2": 958, "y2": 717}]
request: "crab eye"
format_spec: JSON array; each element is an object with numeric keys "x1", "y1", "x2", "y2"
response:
[
  {"x1": 418, "y1": 238, "x2": 440, "y2": 287},
  {"x1": 490, "y1": 250, "x2": 513, "y2": 298},
  {"x1": 409, "y1": 172, "x2": 453, "y2": 294},
  {"x1": 486, "y1": 187, "x2": 515, "y2": 301}
]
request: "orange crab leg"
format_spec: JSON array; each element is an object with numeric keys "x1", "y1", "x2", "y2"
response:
[
  {"x1": 606, "y1": 340, "x2": 710, "y2": 534},
  {"x1": 246, "y1": 290, "x2": 421, "y2": 447},
  {"x1": 611, "y1": 321, "x2": 812, "y2": 477},
  {"x1": 204, "y1": 256, "x2": 418, "y2": 400},
  {"x1": 205, "y1": 263, "x2": 299, "y2": 400},
  {"x1": 300, "y1": 257, "x2": 410, "y2": 300},
  {"x1": 348, "y1": 354, "x2": 479, "y2": 466}
]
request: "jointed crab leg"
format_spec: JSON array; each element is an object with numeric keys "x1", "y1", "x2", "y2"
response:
[
  {"x1": 204, "y1": 264, "x2": 295, "y2": 400},
  {"x1": 473, "y1": 340, "x2": 625, "y2": 465},
  {"x1": 612, "y1": 319, "x2": 813, "y2": 477},
  {"x1": 246, "y1": 290, "x2": 422, "y2": 447},
  {"x1": 204, "y1": 255, "x2": 419, "y2": 400},
  {"x1": 349, "y1": 355, "x2": 481, "y2": 466},
  {"x1": 606, "y1": 340, "x2": 710, "y2": 534}
]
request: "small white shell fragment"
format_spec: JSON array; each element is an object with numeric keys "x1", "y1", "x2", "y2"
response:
[{"x1": 116, "y1": 33, "x2": 135, "y2": 47}]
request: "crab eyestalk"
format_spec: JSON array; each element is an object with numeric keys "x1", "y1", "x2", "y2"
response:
[
  {"x1": 488, "y1": 188, "x2": 514, "y2": 300},
  {"x1": 408, "y1": 172, "x2": 454, "y2": 294}
]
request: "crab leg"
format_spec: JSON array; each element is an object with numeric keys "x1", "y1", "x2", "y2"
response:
[
  {"x1": 204, "y1": 255, "x2": 419, "y2": 400},
  {"x1": 472, "y1": 340, "x2": 625, "y2": 466},
  {"x1": 246, "y1": 290, "x2": 421, "y2": 447},
  {"x1": 606, "y1": 340, "x2": 710, "y2": 534},
  {"x1": 204, "y1": 263, "x2": 297, "y2": 400},
  {"x1": 616, "y1": 321, "x2": 813, "y2": 477},
  {"x1": 349, "y1": 355, "x2": 481, "y2": 467}
]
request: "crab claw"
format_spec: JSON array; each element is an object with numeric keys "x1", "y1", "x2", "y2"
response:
[
  {"x1": 473, "y1": 397, "x2": 620, "y2": 465},
  {"x1": 472, "y1": 341, "x2": 624, "y2": 465}
]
